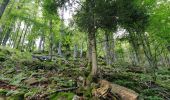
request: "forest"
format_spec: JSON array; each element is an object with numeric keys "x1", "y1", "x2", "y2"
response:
[{"x1": 0, "y1": 0, "x2": 170, "y2": 100}]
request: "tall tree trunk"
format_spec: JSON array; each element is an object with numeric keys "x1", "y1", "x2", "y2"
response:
[
  {"x1": 0, "y1": 0, "x2": 14, "y2": 44},
  {"x1": 2, "y1": 21, "x2": 14, "y2": 46},
  {"x1": 21, "y1": 25, "x2": 29, "y2": 50},
  {"x1": 140, "y1": 32, "x2": 157, "y2": 81},
  {"x1": 87, "y1": 32, "x2": 92, "y2": 66},
  {"x1": 38, "y1": 34, "x2": 43, "y2": 51},
  {"x1": 42, "y1": 35, "x2": 45, "y2": 52},
  {"x1": 104, "y1": 31, "x2": 112, "y2": 66},
  {"x1": 38, "y1": 29, "x2": 45, "y2": 52},
  {"x1": 87, "y1": 0, "x2": 98, "y2": 77},
  {"x1": 16, "y1": 24, "x2": 26, "y2": 49},
  {"x1": 105, "y1": 31, "x2": 109, "y2": 66},
  {"x1": 0, "y1": 0, "x2": 10, "y2": 19},
  {"x1": 49, "y1": 19, "x2": 53, "y2": 60},
  {"x1": 91, "y1": 32, "x2": 97, "y2": 76},
  {"x1": 110, "y1": 33, "x2": 115, "y2": 63},
  {"x1": 104, "y1": 31, "x2": 115, "y2": 66},
  {"x1": 58, "y1": 6, "x2": 64, "y2": 56},
  {"x1": 129, "y1": 31, "x2": 141, "y2": 65},
  {"x1": 2, "y1": 25, "x2": 12, "y2": 46},
  {"x1": 73, "y1": 44, "x2": 78, "y2": 59},
  {"x1": 13, "y1": 21, "x2": 21, "y2": 48},
  {"x1": 80, "y1": 42, "x2": 83, "y2": 58}
]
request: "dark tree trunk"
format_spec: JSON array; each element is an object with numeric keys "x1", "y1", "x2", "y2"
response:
[
  {"x1": 0, "y1": 0, "x2": 10, "y2": 19},
  {"x1": 140, "y1": 32, "x2": 157, "y2": 81},
  {"x1": 2, "y1": 22, "x2": 13, "y2": 46},
  {"x1": 128, "y1": 31, "x2": 141, "y2": 66}
]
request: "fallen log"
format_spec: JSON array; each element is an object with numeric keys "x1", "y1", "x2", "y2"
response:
[{"x1": 93, "y1": 80, "x2": 139, "y2": 100}]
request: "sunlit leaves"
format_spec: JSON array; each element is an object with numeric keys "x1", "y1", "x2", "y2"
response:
[{"x1": 148, "y1": 1, "x2": 170, "y2": 44}]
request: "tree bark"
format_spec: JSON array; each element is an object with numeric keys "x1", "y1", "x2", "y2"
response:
[
  {"x1": 140, "y1": 32, "x2": 157, "y2": 81},
  {"x1": 128, "y1": 31, "x2": 141, "y2": 65},
  {"x1": 91, "y1": 32, "x2": 98, "y2": 77},
  {"x1": 49, "y1": 19, "x2": 53, "y2": 60},
  {"x1": 38, "y1": 34, "x2": 43, "y2": 51},
  {"x1": 87, "y1": 32, "x2": 92, "y2": 66},
  {"x1": 58, "y1": 6, "x2": 64, "y2": 56},
  {"x1": 13, "y1": 21, "x2": 21, "y2": 48},
  {"x1": 21, "y1": 25, "x2": 29, "y2": 50},
  {"x1": 16, "y1": 24, "x2": 26, "y2": 49},
  {"x1": 2, "y1": 20, "x2": 14, "y2": 46},
  {"x1": 73, "y1": 44, "x2": 78, "y2": 59},
  {"x1": 0, "y1": 0, "x2": 10, "y2": 19},
  {"x1": 80, "y1": 42, "x2": 84, "y2": 58}
]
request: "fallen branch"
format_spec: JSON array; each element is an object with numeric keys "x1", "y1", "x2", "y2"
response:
[
  {"x1": 54, "y1": 87, "x2": 79, "y2": 93},
  {"x1": 41, "y1": 87, "x2": 79, "y2": 98}
]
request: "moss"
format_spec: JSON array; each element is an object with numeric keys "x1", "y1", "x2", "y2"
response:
[
  {"x1": 83, "y1": 87, "x2": 93, "y2": 98},
  {"x1": 7, "y1": 93, "x2": 24, "y2": 100},
  {"x1": 6, "y1": 90, "x2": 25, "y2": 100},
  {"x1": 143, "y1": 96, "x2": 164, "y2": 100},
  {"x1": 0, "y1": 89, "x2": 7, "y2": 96},
  {"x1": 49, "y1": 92, "x2": 75, "y2": 100},
  {"x1": 0, "y1": 52, "x2": 7, "y2": 62}
]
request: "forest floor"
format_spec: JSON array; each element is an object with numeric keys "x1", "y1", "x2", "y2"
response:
[{"x1": 0, "y1": 47, "x2": 170, "y2": 100}]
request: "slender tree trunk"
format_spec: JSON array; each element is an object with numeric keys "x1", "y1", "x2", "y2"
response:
[
  {"x1": 38, "y1": 35, "x2": 43, "y2": 51},
  {"x1": 0, "y1": 0, "x2": 10, "y2": 19},
  {"x1": 27, "y1": 40, "x2": 32, "y2": 52},
  {"x1": 110, "y1": 33, "x2": 115, "y2": 63},
  {"x1": 0, "y1": 0, "x2": 14, "y2": 44},
  {"x1": 49, "y1": 19, "x2": 53, "y2": 60},
  {"x1": 104, "y1": 31, "x2": 113, "y2": 66},
  {"x1": 80, "y1": 42, "x2": 83, "y2": 58},
  {"x1": 2, "y1": 20, "x2": 14, "y2": 46},
  {"x1": 58, "y1": 6, "x2": 64, "y2": 56},
  {"x1": 38, "y1": 29, "x2": 44, "y2": 52},
  {"x1": 0, "y1": 27, "x2": 4, "y2": 44},
  {"x1": 13, "y1": 21, "x2": 21, "y2": 48},
  {"x1": 129, "y1": 31, "x2": 141, "y2": 65},
  {"x1": 73, "y1": 44, "x2": 78, "y2": 59},
  {"x1": 140, "y1": 32, "x2": 157, "y2": 81},
  {"x1": 31, "y1": 41, "x2": 35, "y2": 52},
  {"x1": 16, "y1": 24, "x2": 26, "y2": 49},
  {"x1": 21, "y1": 25, "x2": 29, "y2": 50},
  {"x1": 0, "y1": 25, "x2": 8, "y2": 45},
  {"x1": 42, "y1": 35, "x2": 45, "y2": 52}
]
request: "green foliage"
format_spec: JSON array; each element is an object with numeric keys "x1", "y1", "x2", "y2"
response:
[
  {"x1": 49, "y1": 92, "x2": 74, "y2": 100},
  {"x1": 43, "y1": 0, "x2": 58, "y2": 17},
  {"x1": 147, "y1": 1, "x2": 170, "y2": 44},
  {"x1": 0, "y1": 0, "x2": 170, "y2": 100},
  {"x1": 0, "y1": 89, "x2": 7, "y2": 96},
  {"x1": 6, "y1": 90, "x2": 24, "y2": 100}
]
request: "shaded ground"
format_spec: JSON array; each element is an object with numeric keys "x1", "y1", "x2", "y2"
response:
[{"x1": 0, "y1": 47, "x2": 170, "y2": 100}]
